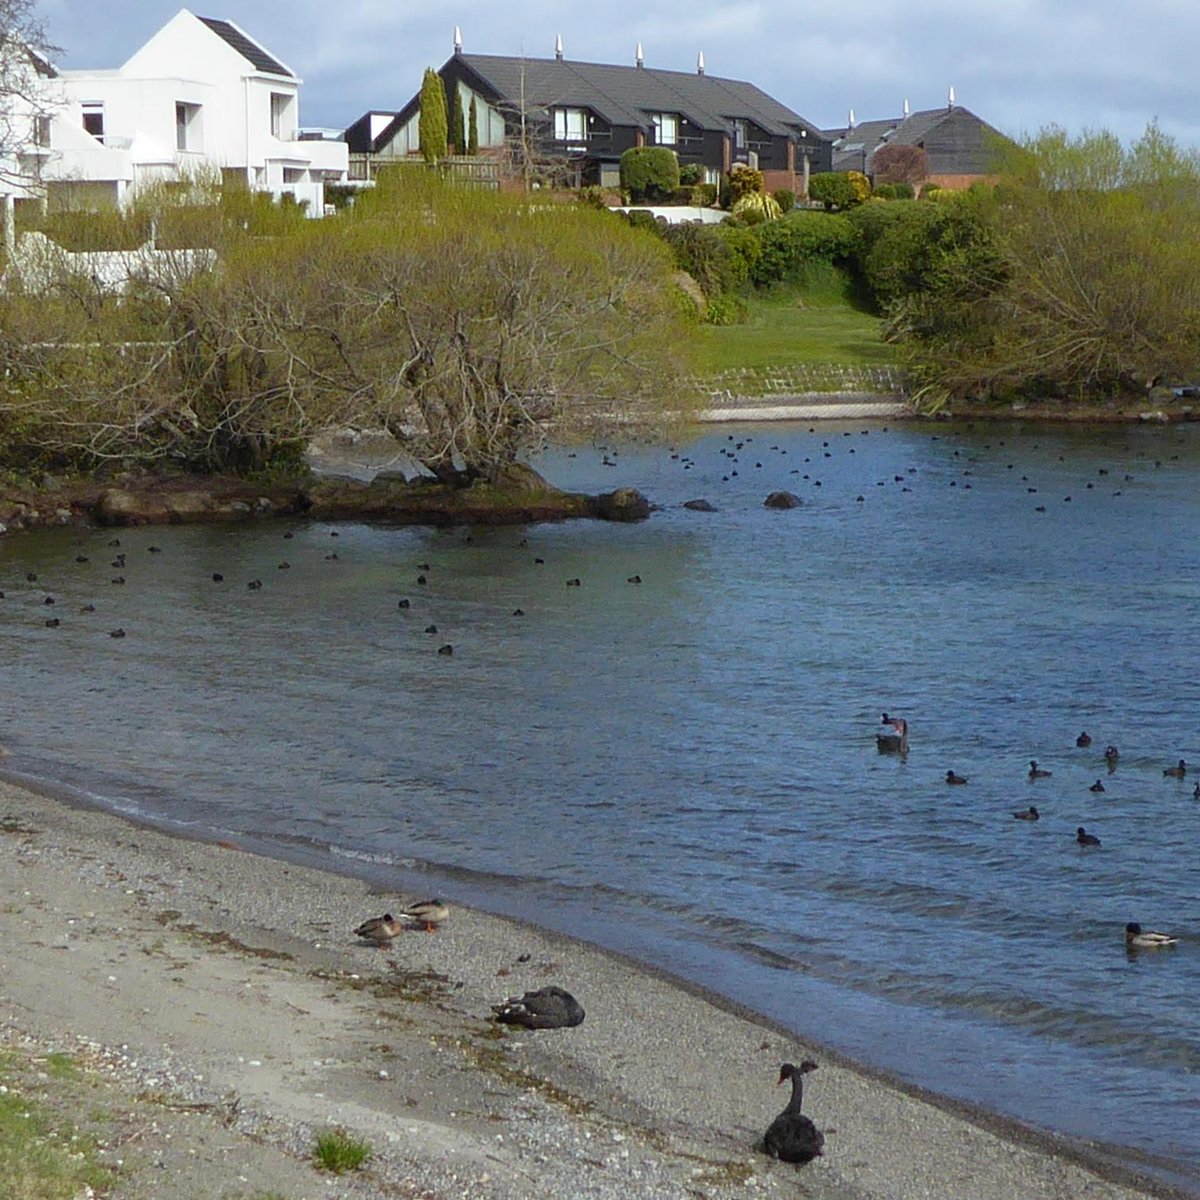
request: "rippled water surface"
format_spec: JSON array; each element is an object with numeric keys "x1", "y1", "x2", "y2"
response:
[{"x1": 3, "y1": 420, "x2": 1199, "y2": 1187}]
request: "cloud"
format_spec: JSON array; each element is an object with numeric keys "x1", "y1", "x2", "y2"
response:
[{"x1": 38, "y1": 0, "x2": 1200, "y2": 145}]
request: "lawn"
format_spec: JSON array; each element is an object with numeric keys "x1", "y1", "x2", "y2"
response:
[{"x1": 691, "y1": 269, "x2": 895, "y2": 377}]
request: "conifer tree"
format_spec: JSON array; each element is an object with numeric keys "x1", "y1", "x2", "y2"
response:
[
  {"x1": 468, "y1": 97, "x2": 479, "y2": 155},
  {"x1": 450, "y1": 85, "x2": 465, "y2": 156},
  {"x1": 418, "y1": 68, "x2": 447, "y2": 163}
]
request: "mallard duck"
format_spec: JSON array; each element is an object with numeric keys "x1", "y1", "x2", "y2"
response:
[
  {"x1": 1076, "y1": 826, "x2": 1102, "y2": 847},
  {"x1": 492, "y1": 985, "x2": 585, "y2": 1029},
  {"x1": 1089, "y1": 779, "x2": 1106, "y2": 793},
  {"x1": 945, "y1": 770, "x2": 968, "y2": 785},
  {"x1": 354, "y1": 913, "x2": 402, "y2": 944},
  {"x1": 762, "y1": 1061, "x2": 824, "y2": 1164},
  {"x1": 1013, "y1": 805, "x2": 1040, "y2": 821},
  {"x1": 1076, "y1": 732, "x2": 1092, "y2": 748},
  {"x1": 1125, "y1": 922, "x2": 1178, "y2": 949},
  {"x1": 1163, "y1": 759, "x2": 1187, "y2": 779},
  {"x1": 401, "y1": 899, "x2": 449, "y2": 932}
]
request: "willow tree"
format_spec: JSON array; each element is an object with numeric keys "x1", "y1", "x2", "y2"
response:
[
  {"x1": 418, "y1": 68, "x2": 447, "y2": 164},
  {"x1": 0, "y1": 173, "x2": 693, "y2": 478}
]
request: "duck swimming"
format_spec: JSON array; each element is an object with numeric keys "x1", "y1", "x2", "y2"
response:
[
  {"x1": 762, "y1": 1061, "x2": 824, "y2": 1165},
  {"x1": 1076, "y1": 732, "x2": 1092, "y2": 748},
  {"x1": 1125, "y1": 922, "x2": 1177, "y2": 949},
  {"x1": 1104, "y1": 745, "x2": 1120, "y2": 764},
  {"x1": 1163, "y1": 759, "x2": 1187, "y2": 779},
  {"x1": 1028, "y1": 760, "x2": 1051, "y2": 779},
  {"x1": 1013, "y1": 806, "x2": 1040, "y2": 820},
  {"x1": 1089, "y1": 779, "x2": 1106, "y2": 793},
  {"x1": 945, "y1": 770, "x2": 968, "y2": 785},
  {"x1": 1076, "y1": 827, "x2": 1102, "y2": 847}
]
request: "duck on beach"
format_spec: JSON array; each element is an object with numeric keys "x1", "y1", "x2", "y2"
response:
[
  {"x1": 354, "y1": 914, "x2": 402, "y2": 945},
  {"x1": 762, "y1": 1061, "x2": 824, "y2": 1164},
  {"x1": 1125, "y1": 922, "x2": 1178, "y2": 949},
  {"x1": 1013, "y1": 806, "x2": 1040, "y2": 820},
  {"x1": 400, "y1": 899, "x2": 449, "y2": 932},
  {"x1": 1028, "y1": 760, "x2": 1051, "y2": 779}
]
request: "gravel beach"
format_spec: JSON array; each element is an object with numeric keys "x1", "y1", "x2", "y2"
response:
[{"x1": 0, "y1": 776, "x2": 1184, "y2": 1200}]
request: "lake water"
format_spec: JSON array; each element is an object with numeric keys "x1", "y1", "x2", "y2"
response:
[{"x1": 2, "y1": 419, "x2": 1199, "y2": 1189}]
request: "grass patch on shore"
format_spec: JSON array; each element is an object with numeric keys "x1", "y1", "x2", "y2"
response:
[
  {"x1": 312, "y1": 1128, "x2": 372, "y2": 1174},
  {"x1": 692, "y1": 269, "x2": 894, "y2": 376}
]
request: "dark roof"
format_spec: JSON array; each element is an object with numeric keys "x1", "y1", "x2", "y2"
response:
[
  {"x1": 344, "y1": 111, "x2": 399, "y2": 154},
  {"x1": 823, "y1": 105, "x2": 1006, "y2": 174},
  {"x1": 198, "y1": 16, "x2": 294, "y2": 78}
]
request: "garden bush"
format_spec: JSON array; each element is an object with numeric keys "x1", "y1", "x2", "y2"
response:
[
  {"x1": 620, "y1": 146, "x2": 680, "y2": 202},
  {"x1": 748, "y1": 211, "x2": 859, "y2": 287},
  {"x1": 728, "y1": 164, "x2": 766, "y2": 204},
  {"x1": 678, "y1": 163, "x2": 704, "y2": 186},
  {"x1": 663, "y1": 222, "x2": 742, "y2": 297},
  {"x1": 774, "y1": 188, "x2": 796, "y2": 212},
  {"x1": 808, "y1": 172, "x2": 858, "y2": 211}
]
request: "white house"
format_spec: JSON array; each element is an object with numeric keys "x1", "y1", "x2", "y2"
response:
[{"x1": 3, "y1": 9, "x2": 347, "y2": 225}]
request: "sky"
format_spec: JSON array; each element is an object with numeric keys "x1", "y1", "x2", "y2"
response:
[{"x1": 34, "y1": 0, "x2": 1200, "y2": 147}]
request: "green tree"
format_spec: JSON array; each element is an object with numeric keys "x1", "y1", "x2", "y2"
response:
[
  {"x1": 418, "y1": 68, "x2": 447, "y2": 164},
  {"x1": 467, "y1": 96, "x2": 479, "y2": 155},
  {"x1": 0, "y1": 174, "x2": 693, "y2": 480},
  {"x1": 450, "y1": 84, "x2": 465, "y2": 155},
  {"x1": 619, "y1": 147, "x2": 679, "y2": 202}
]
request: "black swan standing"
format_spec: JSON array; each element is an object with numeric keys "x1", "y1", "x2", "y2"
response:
[{"x1": 762, "y1": 1060, "x2": 824, "y2": 1164}]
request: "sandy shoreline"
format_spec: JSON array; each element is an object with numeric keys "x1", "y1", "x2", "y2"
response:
[{"x1": 0, "y1": 775, "x2": 1190, "y2": 1200}]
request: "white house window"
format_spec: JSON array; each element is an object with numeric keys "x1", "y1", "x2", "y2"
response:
[
  {"x1": 32, "y1": 115, "x2": 51, "y2": 148},
  {"x1": 731, "y1": 119, "x2": 747, "y2": 149},
  {"x1": 553, "y1": 107, "x2": 587, "y2": 141},
  {"x1": 270, "y1": 92, "x2": 292, "y2": 139},
  {"x1": 176, "y1": 102, "x2": 201, "y2": 151},
  {"x1": 82, "y1": 102, "x2": 104, "y2": 143},
  {"x1": 652, "y1": 113, "x2": 678, "y2": 145}
]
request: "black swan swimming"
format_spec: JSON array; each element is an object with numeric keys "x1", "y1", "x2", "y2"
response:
[{"x1": 762, "y1": 1060, "x2": 824, "y2": 1164}]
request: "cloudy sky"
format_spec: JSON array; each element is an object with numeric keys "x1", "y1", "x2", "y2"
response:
[{"x1": 36, "y1": 0, "x2": 1200, "y2": 146}]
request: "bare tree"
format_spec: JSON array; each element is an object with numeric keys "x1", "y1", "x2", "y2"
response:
[
  {"x1": 0, "y1": 0, "x2": 58, "y2": 192},
  {"x1": 871, "y1": 143, "x2": 928, "y2": 189}
]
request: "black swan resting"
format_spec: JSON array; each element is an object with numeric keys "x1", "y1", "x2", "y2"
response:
[
  {"x1": 762, "y1": 1060, "x2": 824, "y2": 1164},
  {"x1": 492, "y1": 986, "x2": 585, "y2": 1029}
]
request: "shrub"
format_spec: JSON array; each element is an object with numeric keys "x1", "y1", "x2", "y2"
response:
[
  {"x1": 578, "y1": 186, "x2": 608, "y2": 209},
  {"x1": 621, "y1": 209, "x2": 667, "y2": 236},
  {"x1": 669, "y1": 186, "x2": 697, "y2": 206},
  {"x1": 313, "y1": 1129, "x2": 372, "y2": 1174},
  {"x1": 620, "y1": 146, "x2": 680, "y2": 202},
  {"x1": 774, "y1": 188, "x2": 796, "y2": 212},
  {"x1": 664, "y1": 222, "x2": 741, "y2": 297},
  {"x1": 873, "y1": 182, "x2": 915, "y2": 201},
  {"x1": 678, "y1": 162, "x2": 704, "y2": 186},
  {"x1": 728, "y1": 164, "x2": 765, "y2": 204},
  {"x1": 808, "y1": 172, "x2": 858, "y2": 211},
  {"x1": 749, "y1": 210, "x2": 859, "y2": 287},
  {"x1": 919, "y1": 181, "x2": 943, "y2": 199},
  {"x1": 846, "y1": 170, "x2": 872, "y2": 203},
  {"x1": 704, "y1": 293, "x2": 749, "y2": 325},
  {"x1": 732, "y1": 192, "x2": 783, "y2": 223},
  {"x1": 712, "y1": 224, "x2": 759, "y2": 289},
  {"x1": 694, "y1": 183, "x2": 719, "y2": 206}
]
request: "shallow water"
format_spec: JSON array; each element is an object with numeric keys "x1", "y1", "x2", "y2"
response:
[{"x1": 3, "y1": 419, "x2": 1199, "y2": 1188}]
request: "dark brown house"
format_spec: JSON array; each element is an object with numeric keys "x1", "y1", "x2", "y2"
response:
[
  {"x1": 822, "y1": 98, "x2": 1009, "y2": 190},
  {"x1": 348, "y1": 37, "x2": 831, "y2": 193}
]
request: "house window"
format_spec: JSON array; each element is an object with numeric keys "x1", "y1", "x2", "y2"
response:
[
  {"x1": 652, "y1": 113, "x2": 678, "y2": 145},
  {"x1": 270, "y1": 92, "x2": 292, "y2": 139},
  {"x1": 82, "y1": 103, "x2": 104, "y2": 143},
  {"x1": 32, "y1": 115, "x2": 51, "y2": 148},
  {"x1": 176, "y1": 102, "x2": 201, "y2": 151},
  {"x1": 553, "y1": 108, "x2": 587, "y2": 141},
  {"x1": 283, "y1": 168, "x2": 304, "y2": 183},
  {"x1": 731, "y1": 119, "x2": 747, "y2": 149}
]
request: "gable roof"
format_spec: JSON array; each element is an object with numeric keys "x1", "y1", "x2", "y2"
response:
[
  {"x1": 197, "y1": 15, "x2": 294, "y2": 78},
  {"x1": 457, "y1": 54, "x2": 825, "y2": 140},
  {"x1": 823, "y1": 105, "x2": 1005, "y2": 173}
]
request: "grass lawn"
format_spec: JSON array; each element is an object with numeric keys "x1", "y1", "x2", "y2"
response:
[{"x1": 691, "y1": 269, "x2": 895, "y2": 376}]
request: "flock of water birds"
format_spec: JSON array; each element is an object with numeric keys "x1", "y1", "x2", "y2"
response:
[{"x1": 885, "y1": 718, "x2": 1185, "y2": 951}]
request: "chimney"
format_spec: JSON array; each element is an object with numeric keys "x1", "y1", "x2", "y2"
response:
[
  {"x1": 947, "y1": 84, "x2": 955, "y2": 109},
  {"x1": 902, "y1": 97, "x2": 910, "y2": 118},
  {"x1": 453, "y1": 26, "x2": 462, "y2": 55},
  {"x1": 848, "y1": 107, "x2": 856, "y2": 131},
  {"x1": 555, "y1": 33, "x2": 563, "y2": 61},
  {"x1": 636, "y1": 42, "x2": 644, "y2": 68},
  {"x1": 697, "y1": 51, "x2": 705, "y2": 76}
]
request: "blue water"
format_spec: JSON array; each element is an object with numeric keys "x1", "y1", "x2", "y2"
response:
[{"x1": 2, "y1": 419, "x2": 1199, "y2": 1187}]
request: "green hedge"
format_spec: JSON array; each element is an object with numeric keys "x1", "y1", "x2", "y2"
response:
[
  {"x1": 747, "y1": 211, "x2": 859, "y2": 287},
  {"x1": 620, "y1": 147, "x2": 680, "y2": 202}
]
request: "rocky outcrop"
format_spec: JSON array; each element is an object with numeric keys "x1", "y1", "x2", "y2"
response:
[
  {"x1": 591, "y1": 487, "x2": 651, "y2": 522},
  {"x1": 764, "y1": 491, "x2": 802, "y2": 509},
  {"x1": 683, "y1": 498, "x2": 717, "y2": 512}
]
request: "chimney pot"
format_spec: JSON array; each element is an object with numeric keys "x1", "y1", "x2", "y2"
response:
[
  {"x1": 555, "y1": 33, "x2": 564, "y2": 61},
  {"x1": 636, "y1": 42, "x2": 644, "y2": 68},
  {"x1": 697, "y1": 50, "x2": 705, "y2": 75},
  {"x1": 453, "y1": 25, "x2": 462, "y2": 54}
]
